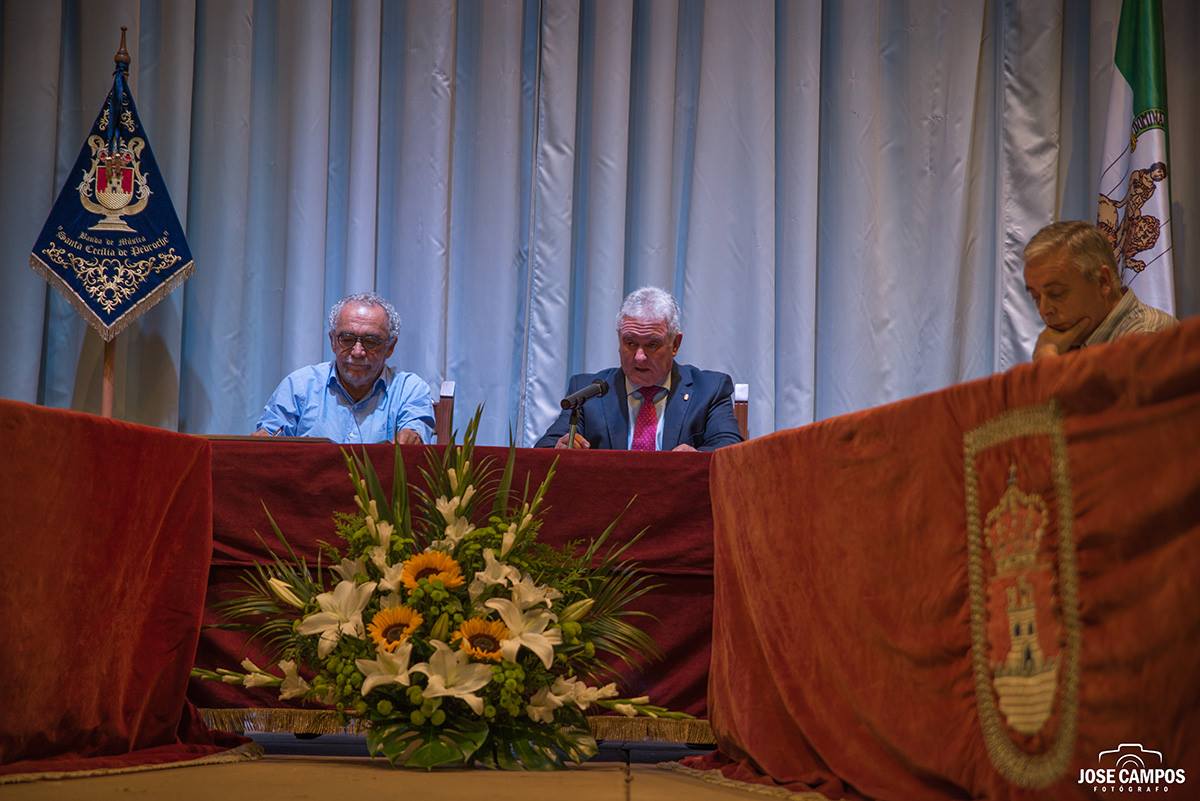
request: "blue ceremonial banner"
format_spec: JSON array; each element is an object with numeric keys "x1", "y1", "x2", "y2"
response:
[{"x1": 28, "y1": 30, "x2": 193, "y2": 342}]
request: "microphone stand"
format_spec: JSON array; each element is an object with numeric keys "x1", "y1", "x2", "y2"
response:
[{"x1": 567, "y1": 406, "x2": 582, "y2": 449}]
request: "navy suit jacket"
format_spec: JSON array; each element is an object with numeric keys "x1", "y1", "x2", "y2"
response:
[{"x1": 534, "y1": 363, "x2": 743, "y2": 451}]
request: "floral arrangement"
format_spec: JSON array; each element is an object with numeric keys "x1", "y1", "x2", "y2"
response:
[{"x1": 194, "y1": 411, "x2": 684, "y2": 769}]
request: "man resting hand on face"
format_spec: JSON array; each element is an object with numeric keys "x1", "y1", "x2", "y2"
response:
[{"x1": 1022, "y1": 221, "x2": 1176, "y2": 360}]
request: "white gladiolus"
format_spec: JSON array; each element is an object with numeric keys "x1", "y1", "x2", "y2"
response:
[{"x1": 278, "y1": 660, "x2": 310, "y2": 700}]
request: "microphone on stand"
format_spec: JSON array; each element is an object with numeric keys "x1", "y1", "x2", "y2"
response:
[
  {"x1": 560, "y1": 379, "x2": 609, "y2": 410},
  {"x1": 560, "y1": 379, "x2": 608, "y2": 450}
]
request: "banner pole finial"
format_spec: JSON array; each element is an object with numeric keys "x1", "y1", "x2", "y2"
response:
[{"x1": 115, "y1": 27, "x2": 130, "y2": 69}]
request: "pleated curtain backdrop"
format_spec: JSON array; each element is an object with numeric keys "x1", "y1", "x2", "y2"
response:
[{"x1": 1, "y1": 0, "x2": 1197, "y2": 445}]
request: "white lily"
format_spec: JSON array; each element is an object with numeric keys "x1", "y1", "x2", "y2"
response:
[
  {"x1": 411, "y1": 640, "x2": 494, "y2": 714},
  {"x1": 278, "y1": 659, "x2": 310, "y2": 700},
  {"x1": 468, "y1": 548, "x2": 518, "y2": 601},
  {"x1": 297, "y1": 579, "x2": 377, "y2": 657},
  {"x1": 355, "y1": 641, "x2": 415, "y2": 696},
  {"x1": 509, "y1": 574, "x2": 562, "y2": 610},
  {"x1": 331, "y1": 556, "x2": 367, "y2": 584},
  {"x1": 484, "y1": 597, "x2": 562, "y2": 668},
  {"x1": 613, "y1": 703, "x2": 638, "y2": 717},
  {"x1": 267, "y1": 577, "x2": 304, "y2": 608}
]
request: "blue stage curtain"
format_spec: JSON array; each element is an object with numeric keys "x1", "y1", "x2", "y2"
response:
[{"x1": 0, "y1": 0, "x2": 1197, "y2": 445}]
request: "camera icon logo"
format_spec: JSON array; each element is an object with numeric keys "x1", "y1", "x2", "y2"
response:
[
  {"x1": 1098, "y1": 743, "x2": 1163, "y2": 771},
  {"x1": 1079, "y1": 743, "x2": 1186, "y2": 789}
]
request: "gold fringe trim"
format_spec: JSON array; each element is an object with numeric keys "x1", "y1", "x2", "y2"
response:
[
  {"x1": 587, "y1": 716, "x2": 714, "y2": 744},
  {"x1": 0, "y1": 742, "x2": 262, "y2": 785},
  {"x1": 30, "y1": 253, "x2": 194, "y2": 342},
  {"x1": 201, "y1": 707, "x2": 365, "y2": 735},
  {"x1": 199, "y1": 708, "x2": 714, "y2": 744},
  {"x1": 657, "y1": 762, "x2": 834, "y2": 801}
]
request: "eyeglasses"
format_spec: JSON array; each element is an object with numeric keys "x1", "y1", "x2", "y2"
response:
[{"x1": 334, "y1": 332, "x2": 391, "y2": 352}]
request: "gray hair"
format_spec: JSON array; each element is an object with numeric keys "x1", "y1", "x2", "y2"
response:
[
  {"x1": 327, "y1": 292, "x2": 402, "y2": 340},
  {"x1": 616, "y1": 286, "x2": 681, "y2": 337},
  {"x1": 1023, "y1": 221, "x2": 1120, "y2": 285}
]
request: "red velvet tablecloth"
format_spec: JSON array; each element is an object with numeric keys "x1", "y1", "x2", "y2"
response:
[
  {"x1": 698, "y1": 319, "x2": 1200, "y2": 800},
  {"x1": 191, "y1": 444, "x2": 715, "y2": 718},
  {"x1": 0, "y1": 401, "x2": 246, "y2": 777}
]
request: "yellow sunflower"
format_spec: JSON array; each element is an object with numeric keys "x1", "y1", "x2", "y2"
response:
[
  {"x1": 453, "y1": 617, "x2": 510, "y2": 662},
  {"x1": 400, "y1": 551, "x2": 465, "y2": 590},
  {"x1": 368, "y1": 605, "x2": 424, "y2": 652}
]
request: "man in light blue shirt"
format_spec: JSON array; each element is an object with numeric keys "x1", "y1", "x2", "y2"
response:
[{"x1": 254, "y1": 292, "x2": 434, "y2": 444}]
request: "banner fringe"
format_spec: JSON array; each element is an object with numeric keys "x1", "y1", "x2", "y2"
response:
[{"x1": 29, "y1": 253, "x2": 194, "y2": 342}]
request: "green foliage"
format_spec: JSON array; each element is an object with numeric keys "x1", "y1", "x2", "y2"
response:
[
  {"x1": 474, "y1": 713, "x2": 598, "y2": 769},
  {"x1": 367, "y1": 716, "x2": 490, "y2": 770}
]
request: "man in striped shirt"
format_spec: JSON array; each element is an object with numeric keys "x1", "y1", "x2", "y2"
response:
[{"x1": 1022, "y1": 221, "x2": 1177, "y2": 360}]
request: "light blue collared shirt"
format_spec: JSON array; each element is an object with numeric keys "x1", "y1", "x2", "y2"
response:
[
  {"x1": 624, "y1": 373, "x2": 672, "y2": 450},
  {"x1": 256, "y1": 361, "x2": 434, "y2": 444}
]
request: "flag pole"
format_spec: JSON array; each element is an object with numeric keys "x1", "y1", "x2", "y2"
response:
[
  {"x1": 102, "y1": 339, "x2": 115, "y2": 418},
  {"x1": 98, "y1": 28, "x2": 131, "y2": 420}
]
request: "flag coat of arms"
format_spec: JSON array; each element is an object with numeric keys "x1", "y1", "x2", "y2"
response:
[
  {"x1": 1096, "y1": 0, "x2": 1174, "y2": 315},
  {"x1": 29, "y1": 32, "x2": 193, "y2": 342}
]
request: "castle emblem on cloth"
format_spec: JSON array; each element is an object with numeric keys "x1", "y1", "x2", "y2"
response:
[
  {"x1": 77, "y1": 135, "x2": 150, "y2": 231},
  {"x1": 985, "y1": 466, "x2": 1059, "y2": 736},
  {"x1": 963, "y1": 402, "x2": 1081, "y2": 789}
]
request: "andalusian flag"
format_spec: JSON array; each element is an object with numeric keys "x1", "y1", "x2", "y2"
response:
[{"x1": 1096, "y1": 0, "x2": 1174, "y2": 314}]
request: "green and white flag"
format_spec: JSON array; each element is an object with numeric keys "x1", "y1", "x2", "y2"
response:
[{"x1": 1096, "y1": 0, "x2": 1174, "y2": 314}]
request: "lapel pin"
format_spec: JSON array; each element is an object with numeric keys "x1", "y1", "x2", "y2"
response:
[{"x1": 683, "y1": 393, "x2": 690, "y2": 401}]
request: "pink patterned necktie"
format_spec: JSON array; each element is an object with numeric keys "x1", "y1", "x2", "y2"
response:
[{"x1": 631, "y1": 386, "x2": 662, "y2": 451}]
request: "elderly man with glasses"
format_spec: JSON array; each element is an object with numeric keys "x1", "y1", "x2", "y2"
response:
[{"x1": 254, "y1": 292, "x2": 434, "y2": 444}]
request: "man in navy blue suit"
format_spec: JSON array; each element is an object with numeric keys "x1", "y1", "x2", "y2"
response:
[{"x1": 535, "y1": 287, "x2": 743, "y2": 452}]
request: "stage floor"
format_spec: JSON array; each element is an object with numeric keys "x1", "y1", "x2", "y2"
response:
[{"x1": 0, "y1": 755, "x2": 793, "y2": 801}]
